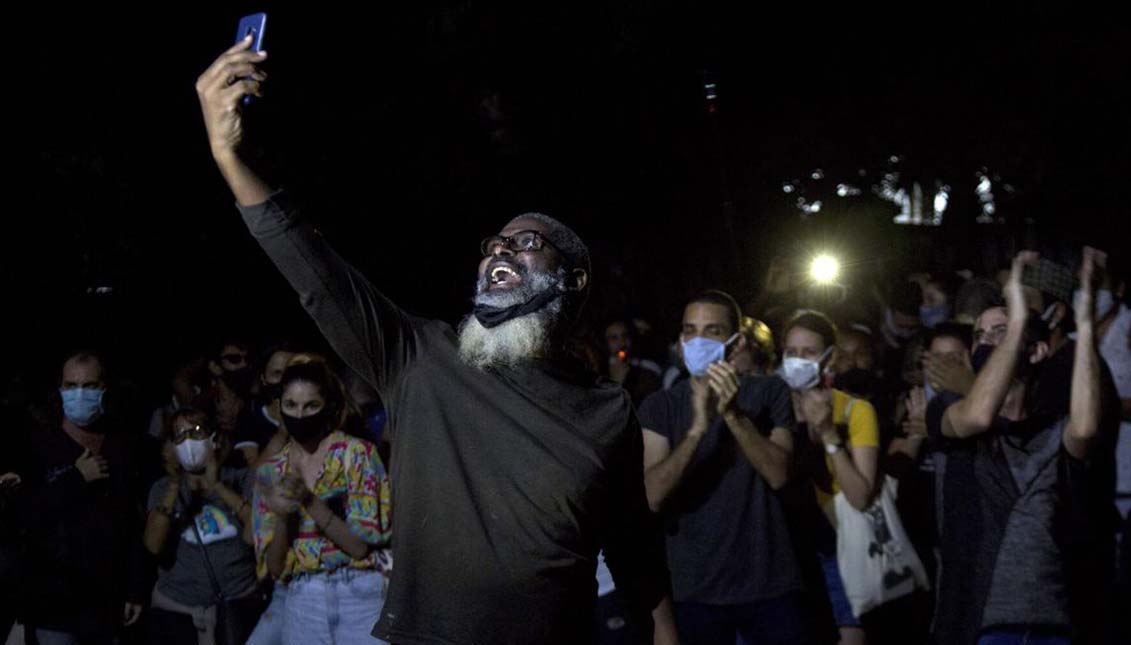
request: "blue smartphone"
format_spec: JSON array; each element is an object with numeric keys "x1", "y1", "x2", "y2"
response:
[{"x1": 235, "y1": 13, "x2": 267, "y2": 105}]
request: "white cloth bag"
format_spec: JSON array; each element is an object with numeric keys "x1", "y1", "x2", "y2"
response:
[{"x1": 834, "y1": 475, "x2": 930, "y2": 617}]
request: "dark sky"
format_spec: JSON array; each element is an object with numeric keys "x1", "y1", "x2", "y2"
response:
[{"x1": 11, "y1": 4, "x2": 1130, "y2": 388}]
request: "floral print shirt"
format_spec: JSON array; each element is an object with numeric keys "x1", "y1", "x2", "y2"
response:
[{"x1": 252, "y1": 431, "x2": 391, "y2": 581}]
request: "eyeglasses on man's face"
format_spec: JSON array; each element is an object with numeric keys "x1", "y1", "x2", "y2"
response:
[{"x1": 479, "y1": 230, "x2": 562, "y2": 258}]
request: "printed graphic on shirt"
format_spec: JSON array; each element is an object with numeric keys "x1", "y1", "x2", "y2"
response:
[{"x1": 182, "y1": 503, "x2": 239, "y2": 545}]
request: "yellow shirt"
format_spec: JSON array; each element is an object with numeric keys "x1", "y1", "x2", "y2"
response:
[{"x1": 814, "y1": 389, "x2": 879, "y2": 509}]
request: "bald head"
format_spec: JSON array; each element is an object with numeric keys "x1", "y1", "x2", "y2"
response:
[{"x1": 506, "y1": 212, "x2": 591, "y2": 278}]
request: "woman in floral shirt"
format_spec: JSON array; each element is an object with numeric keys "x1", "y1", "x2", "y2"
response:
[{"x1": 251, "y1": 359, "x2": 391, "y2": 645}]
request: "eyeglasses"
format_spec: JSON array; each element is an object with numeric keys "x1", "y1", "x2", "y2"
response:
[
  {"x1": 479, "y1": 230, "x2": 562, "y2": 258},
  {"x1": 172, "y1": 424, "x2": 212, "y2": 443}
]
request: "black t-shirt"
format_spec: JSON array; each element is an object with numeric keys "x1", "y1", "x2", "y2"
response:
[
  {"x1": 637, "y1": 376, "x2": 804, "y2": 605},
  {"x1": 240, "y1": 193, "x2": 668, "y2": 645},
  {"x1": 237, "y1": 406, "x2": 280, "y2": 451}
]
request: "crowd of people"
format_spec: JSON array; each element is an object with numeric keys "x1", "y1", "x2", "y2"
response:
[{"x1": 1, "y1": 36, "x2": 1129, "y2": 645}]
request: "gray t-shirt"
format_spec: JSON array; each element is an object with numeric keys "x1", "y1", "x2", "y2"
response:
[
  {"x1": 146, "y1": 469, "x2": 257, "y2": 607},
  {"x1": 638, "y1": 375, "x2": 803, "y2": 604}
]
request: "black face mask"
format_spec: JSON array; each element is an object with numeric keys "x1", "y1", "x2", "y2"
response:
[
  {"x1": 971, "y1": 344, "x2": 995, "y2": 374},
  {"x1": 282, "y1": 409, "x2": 329, "y2": 445},
  {"x1": 221, "y1": 367, "x2": 256, "y2": 399},
  {"x1": 833, "y1": 368, "x2": 877, "y2": 399},
  {"x1": 472, "y1": 289, "x2": 563, "y2": 329}
]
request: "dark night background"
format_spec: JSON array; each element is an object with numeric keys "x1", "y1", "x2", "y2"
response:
[{"x1": 9, "y1": 4, "x2": 1130, "y2": 399}]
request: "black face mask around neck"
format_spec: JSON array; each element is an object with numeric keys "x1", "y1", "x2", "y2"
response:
[{"x1": 472, "y1": 288, "x2": 563, "y2": 329}]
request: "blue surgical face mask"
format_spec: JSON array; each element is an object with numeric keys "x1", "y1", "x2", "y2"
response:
[
  {"x1": 174, "y1": 436, "x2": 216, "y2": 473},
  {"x1": 682, "y1": 333, "x2": 739, "y2": 377},
  {"x1": 920, "y1": 304, "x2": 950, "y2": 329},
  {"x1": 60, "y1": 387, "x2": 106, "y2": 427},
  {"x1": 778, "y1": 346, "x2": 834, "y2": 391}
]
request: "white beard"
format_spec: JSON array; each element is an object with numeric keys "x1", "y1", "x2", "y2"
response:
[{"x1": 457, "y1": 269, "x2": 565, "y2": 369}]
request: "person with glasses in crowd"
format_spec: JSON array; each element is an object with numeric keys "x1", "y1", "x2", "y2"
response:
[
  {"x1": 195, "y1": 37, "x2": 675, "y2": 645},
  {"x1": 144, "y1": 407, "x2": 263, "y2": 645}
]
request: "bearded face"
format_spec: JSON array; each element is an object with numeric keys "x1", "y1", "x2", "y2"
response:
[{"x1": 458, "y1": 266, "x2": 567, "y2": 369}]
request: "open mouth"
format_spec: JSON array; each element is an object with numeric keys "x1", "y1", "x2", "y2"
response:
[{"x1": 487, "y1": 263, "x2": 522, "y2": 289}]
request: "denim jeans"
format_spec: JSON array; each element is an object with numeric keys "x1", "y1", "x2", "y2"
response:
[
  {"x1": 976, "y1": 628, "x2": 1070, "y2": 645},
  {"x1": 674, "y1": 592, "x2": 811, "y2": 645},
  {"x1": 281, "y1": 569, "x2": 388, "y2": 645},
  {"x1": 246, "y1": 583, "x2": 287, "y2": 645},
  {"x1": 34, "y1": 629, "x2": 117, "y2": 645}
]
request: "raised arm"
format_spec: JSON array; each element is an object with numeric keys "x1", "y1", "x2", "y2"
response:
[
  {"x1": 1063, "y1": 247, "x2": 1106, "y2": 460},
  {"x1": 195, "y1": 35, "x2": 272, "y2": 207},
  {"x1": 195, "y1": 40, "x2": 418, "y2": 394},
  {"x1": 943, "y1": 252, "x2": 1036, "y2": 438}
]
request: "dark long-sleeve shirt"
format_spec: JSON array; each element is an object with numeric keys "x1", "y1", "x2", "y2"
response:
[
  {"x1": 239, "y1": 192, "x2": 668, "y2": 645},
  {"x1": 25, "y1": 420, "x2": 149, "y2": 636}
]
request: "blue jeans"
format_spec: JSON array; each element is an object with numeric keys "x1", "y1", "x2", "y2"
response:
[
  {"x1": 674, "y1": 593, "x2": 811, "y2": 645},
  {"x1": 34, "y1": 630, "x2": 117, "y2": 645},
  {"x1": 282, "y1": 569, "x2": 388, "y2": 645},
  {"x1": 817, "y1": 549, "x2": 861, "y2": 627},
  {"x1": 976, "y1": 629, "x2": 1070, "y2": 645},
  {"x1": 246, "y1": 582, "x2": 287, "y2": 645}
]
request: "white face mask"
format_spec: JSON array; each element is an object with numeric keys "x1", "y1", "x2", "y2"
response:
[
  {"x1": 174, "y1": 437, "x2": 215, "y2": 473},
  {"x1": 778, "y1": 347, "x2": 833, "y2": 391}
]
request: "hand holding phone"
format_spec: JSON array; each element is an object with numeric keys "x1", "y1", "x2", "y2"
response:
[
  {"x1": 195, "y1": 17, "x2": 268, "y2": 157},
  {"x1": 235, "y1": 13, "x2": 267, "y2": 105}
]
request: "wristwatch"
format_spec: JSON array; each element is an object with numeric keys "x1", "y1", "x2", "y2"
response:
[{"x1": 824, "y1": 441, "x2": 843, "y2": 455}]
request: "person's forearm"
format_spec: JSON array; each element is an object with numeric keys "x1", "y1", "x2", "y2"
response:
[
  {"x1": 264, "y1": 516, "x2": 292, "y2": 580},
  {"x1": 644, "y1": 428, "x2": 705, "y2": 512},
  {"x1": 212, "y1": 482, "x2": 251, "y2": 526},
  {"x1": 886, "y1": 436, "x2": 926, "y2": 474},
  {"x1": 213, "y1": 150, "x2": 273, "y2": 207},
  {"x1": 143, "y1": 482, "x2": 181, "y2": 554},
  {"x1": 826, "y1": 446, "x2": 875, "y2": 510},
  {"x1": 143, "y1": 511, "x2": 173, "y2": 555},
  {"x1": 1064, "y1": 323, "x2": 1101, "y2": 459},
  {"x1": 947, "y1": 322, "x2": 1025, "y2": 437},
  {"x1": 723, "y1": 413, "x2": 789, "y2": 489},
  {"x1": 652, "y1": 595, "x2": 679, "y2": 645},
  {"x1": 305, "y1": 496, "x2": 370, "y2": 560}
]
